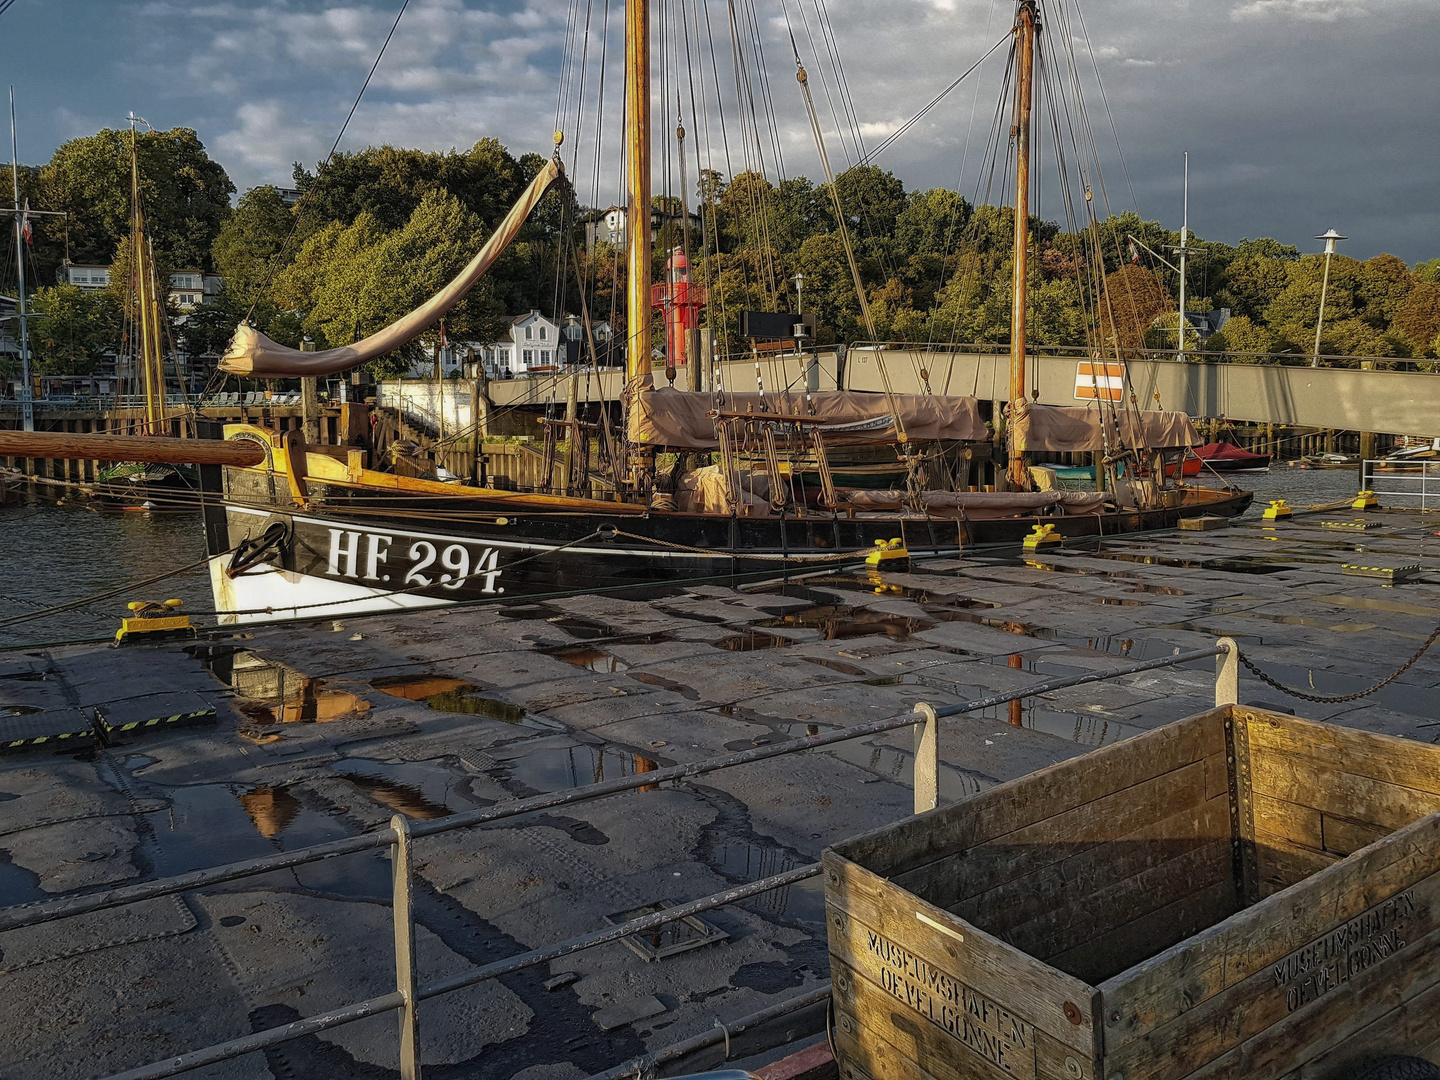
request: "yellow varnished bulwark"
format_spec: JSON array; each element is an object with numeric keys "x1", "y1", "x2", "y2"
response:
[{"x1": 825, "y1": 706, "x2": 1440, "y2": 1080}]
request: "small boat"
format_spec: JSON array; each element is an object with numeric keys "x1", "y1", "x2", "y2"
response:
[
  {"x1": 1291, "y1": 453, "x2": 1359, "y2": 470},
  {"x1": 1192, "y1": 442, "x2": 1272, "y2": 473}
]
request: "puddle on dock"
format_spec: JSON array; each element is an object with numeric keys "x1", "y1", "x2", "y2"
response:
[
  {"x1": 485, "y1": 743, "x2": 662, "y2": 795},
  {"x1": 548, "y1": 645, "x2": 630, "y2": 673},
  {"x1": 712, "y1": 840, "x2": 824, "y2": 926},
  {"x1": 714, "y1": 631, "x2": 794, "y2": 652},
  {"x1": 237, "y1": 785, "x2": 302, "y2": 839},
  {"x1": 801, "y1": 657, "x2": 870, "y2": 676},
  {"x1": 628, "y1": 672, "x2": 701, "y2": 700},
  {"x1": 757, "y1": 605, "x2": 937, "y2": 642},
  {"x1": 332, "y1": 759, "x2": 483, "y2": 818},
  {"x1": 198, "y1": 647, "x2": 370, "y2": 726},
  {"x1": 369, "y1": 675, "x2": 525, "y2": 722}
]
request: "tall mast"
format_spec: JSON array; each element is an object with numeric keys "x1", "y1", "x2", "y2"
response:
[
  {"x1": 129, "y1": 115, "x2": 165, "y2": 434},
  {"x1": 1006, "y1": 0, "x2": 1037, "y2": 489},
  {"x1": 9, "y1": 87, "x2": 33, "y2": 432},
  {"x1": 624, "y1": 0, "x2": 652, "y2": 381},
  {"x1": 1177, "y1": 150, "x2": 1188, "y2": 362}
]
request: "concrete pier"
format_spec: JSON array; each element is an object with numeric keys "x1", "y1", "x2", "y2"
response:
[{"x1": 4, "y1": 504, "x2": 1440, "y2": 1078}]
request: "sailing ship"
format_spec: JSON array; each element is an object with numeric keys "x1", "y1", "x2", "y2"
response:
[
  {"x1": 1, "y1": 2, "x2": 1252, "y2": 622},
  {"x1": 186, "y1": 0, "x2": 1251, "y2": 624},
  {"x1": 88, "y1": 117, "x2": 199, "y2": 511}
]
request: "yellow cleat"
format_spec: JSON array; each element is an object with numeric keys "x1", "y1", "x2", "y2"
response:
[
  {"x1": 1352, "y1": 490, "x2": 1379, "y2": 510},
  {"x1": 865, "y1": 537, "x2": 909, "y2": 565},
  {"x1": 1023, "y1": 523, "x2": 1062, "y2": 551},
  {"x1": 115, "y1": 599, "x2": 196, "y2": 645},
  {"x1": 1262, "y1": 499, "x2": 1293, "y2": 521}
]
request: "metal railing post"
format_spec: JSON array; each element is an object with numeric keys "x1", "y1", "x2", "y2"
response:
[
  {"x1": 390, "y1": 814, "x2": 422, "y2": 1080},
  {"x1": 1215, "y1": 637, "x2": 1239, "y2": 708},
  {"x1": 913, "y1": 703, "x2": 938, "y2": 814}
]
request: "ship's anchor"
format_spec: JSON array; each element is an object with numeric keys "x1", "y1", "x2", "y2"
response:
[{"x1": 226, "y1": 522, "x2": 292, "y2": 578}]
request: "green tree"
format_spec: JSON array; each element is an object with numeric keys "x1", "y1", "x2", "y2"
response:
[
  {"x1": 212, "y1": 185, "x2": 298, "y2": 307},
  {"x1": 37, "y1": 127, "x2": 234, "y2": 270},
  {"x1": 895, "y1": 188, "x2": 971, "y2": 257},
  {"x1": 273, "y1": 191, "x2": 507, "y2": 375},
  {"x1": 1100, "y1": 264, "x2": 1170, "y2": 353},
  {"x1": 1415, "y1": 259, "x2": 1440, "y2": 285},
  {"x1": 1392, "y1": 282, "x2": 1440, "y2": 357},
  {"x1": 29, "y1": 283, "x2": 120, "y2": 376}
]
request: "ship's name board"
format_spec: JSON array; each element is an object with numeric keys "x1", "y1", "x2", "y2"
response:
[
  {"x1": 1272, "y1": 887, "x2": 1416, "y2": 1013},
  {"x1": 324, "y1": 529, "x2": 504, "y2": 594},
  {"x1": 865, "y1": 929, "x2": 1037, "y2": 1078}
]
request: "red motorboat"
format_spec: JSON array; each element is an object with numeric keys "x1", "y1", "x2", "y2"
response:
[{"x1": 1191, "y1": 441, "x2": 1273, "y2": 473}]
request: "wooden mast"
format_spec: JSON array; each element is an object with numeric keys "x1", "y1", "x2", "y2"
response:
[
  {"x1": 624, "y1": 0, "x2": 652, "y2": 382},
  {"x1": 129, "y1": 120, "x2": 166, "y2": 435},
  {"x1": 1007, "y1": 0, "x2": 1037, "y2": 490}
]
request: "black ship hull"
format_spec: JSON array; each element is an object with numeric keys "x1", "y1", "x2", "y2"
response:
[{"x1": 202, "y1": 470, "x2": 1254, "y2": 624}]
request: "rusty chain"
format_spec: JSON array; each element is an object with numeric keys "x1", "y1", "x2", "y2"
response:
[{"x1": 1236, "y1": 626, "x2": 1440, "y2": 703}]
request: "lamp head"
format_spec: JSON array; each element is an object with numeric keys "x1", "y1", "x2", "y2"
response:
[{"x1": 1316, "y1": 228, "x2": 1346, "y2": 255}]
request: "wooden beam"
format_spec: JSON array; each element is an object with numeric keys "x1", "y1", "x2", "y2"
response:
[{"x1": 0, "y1": 430, "x2": 267, "y2": 467}]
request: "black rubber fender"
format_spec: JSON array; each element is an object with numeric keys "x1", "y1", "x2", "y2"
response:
[{"x1": 1353, "y1": 1057, "x2": 1440, "y2": 1080}]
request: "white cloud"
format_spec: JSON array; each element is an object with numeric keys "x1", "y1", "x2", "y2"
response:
[{"x1": 1231, "y1": 0, "x2": 1368, "y2": 21}]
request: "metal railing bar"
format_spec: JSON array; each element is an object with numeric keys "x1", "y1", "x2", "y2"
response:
[
  {"x1": 101, "y1": 991, "x2": 406, "y2": 1080},
  {"x1": 586, "y1": 982, "x2": 835, "y2": 1080},
  {"x1": 0, "y1": 646, "x2": 1227, "y2": 935},
  {"x1": 418, "y1": 865, "x2": 820, "y2": 1001},
  {"x1": 99, "y1": 868, "x2": 819, "y2": 1080}
]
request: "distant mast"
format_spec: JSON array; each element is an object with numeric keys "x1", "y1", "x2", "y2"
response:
[
  {"x1": 1177, "y1": 151, "x2": 1189, "y2": 362},
  {"x1": 8, "y1": 87, "x2": 33, "y2": 432},
  {"x1": 128, "y1": 114, "x2": 167, "y2": 435},
  {"x1": 624, "y1": 0, "x2": 652, "y2": 382},
  {"x1": 1007, "y1": 0, "x2": 1038, "y2": 489}
]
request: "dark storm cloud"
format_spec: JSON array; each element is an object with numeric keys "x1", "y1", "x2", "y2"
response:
[{"x1": 4, "y1": 0, "x2": 1435, "y2": 260}]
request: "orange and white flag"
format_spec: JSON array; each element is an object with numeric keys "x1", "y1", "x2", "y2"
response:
[{"x1": 1075, "y1": 361, "x2": 1125, "y2": 402}]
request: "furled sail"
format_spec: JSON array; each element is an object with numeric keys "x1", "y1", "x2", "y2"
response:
[
  {"x1": 219, "y1": 158, "x2": 566, "y2": 379},
  {"x1": 1012, "y1": 402, "x2": 1198, "y2": 453},
  {"x1": 628, "y1": 386, "x2": 989, "y2": 449}
]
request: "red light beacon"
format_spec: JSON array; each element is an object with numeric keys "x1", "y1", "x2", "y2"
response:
[{"x1": 651, "y1": 247, "x2": 707, "y2": 383}]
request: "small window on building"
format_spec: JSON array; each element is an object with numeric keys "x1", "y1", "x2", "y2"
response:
[
  {"x1": 523, "y1": 349, "x2": 533, "y2": 364},
  {"x1": 525, "y1": 325, "x2": 533, "y2": 339},
  {"x1": 539, "y1": 325, "x2": 547, "y2": 340},
  {"x1": 540, "y1": 350, "x2": 550, "y2": 364}
]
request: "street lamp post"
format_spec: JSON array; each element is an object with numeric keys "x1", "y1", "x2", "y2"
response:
[{"x1": 1311, "y1": 228, "x2": 1345, "y2": 368}]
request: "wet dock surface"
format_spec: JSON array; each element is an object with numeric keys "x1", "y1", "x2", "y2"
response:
[{"x1": 4, "y1": 505, "x2": 1440, "y2": 1079}]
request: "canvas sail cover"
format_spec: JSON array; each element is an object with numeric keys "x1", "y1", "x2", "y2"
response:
[
  {"x1": 218, "y1": 158, "x2": 566, "y2": 379},
  {"x1": 1013, "y1": 402, "x2": 1198, "y2": 453},
  {"x1": 628, "y1": 386, "x2": 989, "y2": 449}
]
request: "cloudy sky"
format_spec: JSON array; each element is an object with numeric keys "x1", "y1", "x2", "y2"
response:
[{"x1": 3, "y1": 0, "x2": 1436, "y2": 262}]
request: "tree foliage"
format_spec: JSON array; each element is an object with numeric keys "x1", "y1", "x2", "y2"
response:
[{"x1": 29, "y1": 284, "x2": 121, "y2": 376}]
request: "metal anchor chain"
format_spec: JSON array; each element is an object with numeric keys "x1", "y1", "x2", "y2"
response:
[{"x1": 1236, "y1": 625, "x2": 1440, "y2": 704}]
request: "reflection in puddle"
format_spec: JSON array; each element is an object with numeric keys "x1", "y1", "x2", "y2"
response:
[
  {"x1": 549, "y1": 645, "x2": 630, "y2": 673},
  {"x1": 713, "y1": 840, "x2": 824, "y2": 926},
  {"x1": 801, "y1": 657, "x2": 869, "y2": 676},
  {"x1": 488, "y1": 743, "x2": 661, "y2": 794},
  {"x1": 370, "y1": 674, "x2": 525, "y2": 722},
  {"x1": 758, "y1": 605, "x2": 936, "y2": 641},
  {"x1": 715, "y1": 631, "x2": 794, "y2": 652},
  {"x1": 238, "y1": 785, "x2": 302, "y2": 840},
  {"x1": 200, "y1": 648, "x2": 369, "y2": 725},
  {"x1": 333, "y1": 760, "x2": 459, "y2": 819}
]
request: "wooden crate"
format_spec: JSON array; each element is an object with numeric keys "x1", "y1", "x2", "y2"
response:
[{"x1": 824, "y1": 706, "x2": 1440, "y2": 1080}]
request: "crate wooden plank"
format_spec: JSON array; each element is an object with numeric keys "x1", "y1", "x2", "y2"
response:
[
  {"x1": 1099, "y1": 809, "x2": 1440, "y2": 1049},
  {"x1": 1244, "y1": 710, "x2": 1440, "y2": 796},
  {"x1": 1170, "y1": 922, "x2": 1440, "y2": 1080},
  {"x1": 1321, "y1": 814, "x2": 1390, "y2": 859},
  {"x1": 1048, "y1": 878, "x2": 1237, "y2": 988},
  {"x1": 834, "y1": 709, "x2": 1226, "y2": 880},
  {"x1": 823, "y1": 853, "x2": 1098, "y2": 1056},
  {"x1": 1203, "y1": 751, "x2": 1229, "y2": 802},
  {"x1": 894, "y1": 760, "x2": 1209, "y2": 912},
  {"x1": 1250, "y1": 754, "x2": 1440, "y2": 835},
  {"x1": 949, "y1": 797, "x2": 1232, "y2": 943},
  {"x1": 1253, "y1": 793, "x2": 1324, "y2": 850},
  {"x1": 1255, "y1": 828, "x2": 1341, "y2": 897},
  {"x1": 831, "y1": 957, "x2": 1100, "y2": 1080},
  {"x1": 1291, "y1": 977, "x2": 1440, "y2": 1079}
]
